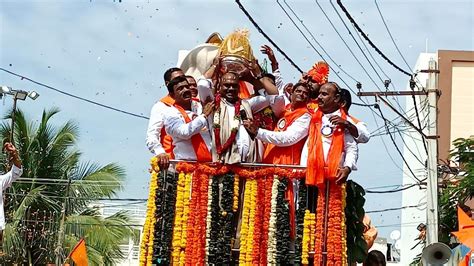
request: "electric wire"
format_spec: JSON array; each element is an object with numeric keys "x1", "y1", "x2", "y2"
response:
[
  {"x1": 366, "y1": 202, "x2": 426, "y2": 214},
  {"x1": 377, "y1": 106, "x2": 423, "y2": 183},
  {"x1": 280, "y1": 0, "x2": 359, "y2": 83},
  {"x1": 0, "y1": 67, "x2": 149, "y2": 120},
  {"x1": 335, "y1": 0, "x2": 412, "y2": 77},
  {"x1": 234, "y1": 0, "x2": 304, "y2": 73}
]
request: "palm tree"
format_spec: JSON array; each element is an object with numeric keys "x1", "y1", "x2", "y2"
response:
[{"x1": 0, "y1": 108, "x2": 134, "y2": 265}]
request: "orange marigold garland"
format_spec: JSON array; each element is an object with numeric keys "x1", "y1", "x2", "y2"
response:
[
  {"x1": 251, "y1": 178, "x2": 265, "y2": 264},
  {"x1": 184, "y1": 169, "x2": 202, "y2": 265},
  {"x1": 259, "y1": 175, "x2": 274, "y2": 265},
  {"x1": 341, "y1": 183, "x2": 348, "y2": 266},
  {"x1": 313, "y1": 182, "x2": 346, "y2": 265}
]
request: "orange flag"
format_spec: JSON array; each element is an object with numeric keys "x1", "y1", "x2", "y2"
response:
[
  {"x1": 68, "y1": 238, "x2": 89, "y2": 266},
  {"x1": 451, "y1": 207, "x2": 474, "y2": 250}
]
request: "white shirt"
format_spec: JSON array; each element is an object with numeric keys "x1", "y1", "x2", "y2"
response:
[
  {"x1": 0, "y1": 165, "x2": 22, "y2": 230},
  {"x1": 146, "y1": 101, "x2": 171, "y2": 155},
  {"x1": 256, "y1": 113, "x2": 311, "y2": 146},
  {"x1": 300, "y1": 109, "x2": 358, "y2": 171},
  {"x1": 146, "y1": 99, "x2": 202, "y2": 155},
  {"x1": 353, "y1": 120, "x2": 370, "y2": 144},
  {"x1": 164, "y1": 105, "x2": 212, "y2": 161}
]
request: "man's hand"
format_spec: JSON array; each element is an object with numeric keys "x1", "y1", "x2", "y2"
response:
[
  {"x1": 260, "y1": 45, "x2": 278, "y2": 70},
  {"x1": 248, "y1": 59, "x2": 263, "y2": 80},
  {"x1": 203, "y1": 102, "x2": 215, "y2": 118},
  {"x1": 329, "y1": 115, "x2": 348, "y2": 127},
  {"x1": 243, "y1": 119, "x2": 259, "y2": 136},
  {"x1": 3, "y1": 142, "x2": 21, "y2": 168},
  {"x1": 335, "y1": 166, "x2": 351, "y2": 184},
  {"x1": 156, "y1": 153, "x2": 170, "y2": 170},
  {"x1": 283, "y1": 83, "x2": 294, "y2": 95}
]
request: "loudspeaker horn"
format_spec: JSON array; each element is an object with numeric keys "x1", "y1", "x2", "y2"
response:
[{"x1": 421, "y1": 242, "x2": 451, "y2": 265}]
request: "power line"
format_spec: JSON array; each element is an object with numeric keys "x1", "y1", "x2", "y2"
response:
[
  {"x1": 366, "y1": 202, "x2": 426, "y2": 214},
  {"x1": 373, "y1": 0, "x2": 412, "y2": 70},
  {"x1": 365, "y1": 182, "x2": 425, "y2": 194},
  {"x1": 377, "y1": 106, "x2": 423, "y2": 183},
  {"x1": 0, "y1": 67, "x2": 149, "y2": 120},
  {"x1": 335, "y1": 0, "x2": 412, "y2": 77},
  {"x1": 280, "y1": 0, "x2": 359, "y2": 83},
  {"x1": 234, "y1": 0, "x2": 304, "y2": 73}
]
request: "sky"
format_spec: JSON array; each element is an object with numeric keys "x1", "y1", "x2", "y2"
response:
[{"x1": 0, "y1": 0, "x2": 473, "y2": 240}]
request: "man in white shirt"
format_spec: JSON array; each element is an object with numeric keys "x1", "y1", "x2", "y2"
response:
[
  {"x1": 163, "y1": 76, "x2": 214, "y2": 161},
  {"x1": 302, "y1": 82, "x2": 358, "y2": 186},
  {"x1": 0, "y1": 142, "x2": 23, "y2": 248},
  {"x1": 146, "y1": 67, "x2": 185, "y2": 169}
]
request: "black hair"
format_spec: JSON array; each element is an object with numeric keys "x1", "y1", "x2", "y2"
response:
[
  {"x1": 340, "y1": 88, "x2": 352, "y2": 112},
  {"x1": 364, "y1": 250, "x2": 386, "y2": 266},
  {"x1": 263, "y1": 73, "x2": 276, "y2": 83},
  {"x1": 163, "y1": 67, "x2": 183, "y2": 83},
  {"x1": 185, "y1": 75, "x2": 196, "y2": 83},
  {"x1": 166, "y1": 76, "x2": 188, "y2": 95}
]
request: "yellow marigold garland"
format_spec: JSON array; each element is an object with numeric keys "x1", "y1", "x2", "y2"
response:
[
  {"x1": 244, "y1": 179, "x2": 257, "y2": 265},
  {"x1": 301, "y1": 210, "x2": 311, "y2": 265},
  {"x1": 233, "y1": 174, "x2": 240, "y2": 212},
  {"x1": 170, "y1": 172, "x2": 191, "y2": 265},
  {"x1": 239, "y1": 179, "x2": 252, "y2": 265},
  {"x1": 139, "y1": 157, "x2": 159, "y2": 266}
]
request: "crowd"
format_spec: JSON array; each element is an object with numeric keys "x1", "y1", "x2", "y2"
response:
[{"x1": 145, "y1": 43, "x2": 370, "y2": 182}]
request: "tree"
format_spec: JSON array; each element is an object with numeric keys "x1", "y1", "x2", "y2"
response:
[
  {"x1": 0, "y1": 108, "x2": 134, "y2": 265},
  {"x1": 439, "y1": 136, "x2": 474, "y2": 245}
]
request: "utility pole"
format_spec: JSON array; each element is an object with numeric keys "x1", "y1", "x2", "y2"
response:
[
  {"x1": 425, "y1": 58, "x2": 439, "y2": 244},
  {"x1": 55, "y1": 176, "x2": 72, "y2": 265},
  {"x1": 358, "y1": 62, "x2": 440, "y2": 245}
]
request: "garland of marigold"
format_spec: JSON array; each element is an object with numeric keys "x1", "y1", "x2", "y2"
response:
[
  {"x1": 258, "y1": 176, "x2": 274, "y2": 265},
  {"x1": 267, "y1": 176, "x2": 280, "y2": 265},
  {"x1": 251, "y1": 178, "x2": 265, "y2": 264},
  {"x1": 233, "y1": 174, "x2": 240, "y2": 212},
  {"x1": 204, "y1": 176, "x2": 213, "y2": 265},
  {"x1": 170, "y1": 172, "x2": 191, "y2": 265},
  {"x1": 295, "y1": 180, "x2": 308, "y2": 265},
  {"x1": 239, "y1": 178, "x2": 258, "y2": 265},
  {"x1": 313, "y1": 182, "x2": 346, "y2": 265},
  {"x1": 139, "y1": 157, "x2": 159, "y2": 266},
  {"x1": 301, "y1": 210, "x2": 314, "y2": 265},
  {"x1": 341, "y1": 183, "x2": 348, "y2": 266}
]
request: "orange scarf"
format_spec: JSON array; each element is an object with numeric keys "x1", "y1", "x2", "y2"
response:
[
  {"x1": 262, "y1": 105, "x2": 309, "y2": 165},
  {"x1": 349, "y1": 114, "x2": 360, "y2": 124},
  {"x1": 160, "y1": 95, "x2": 176, "y2": 158},
  {"x1": 172, "y1": 104, "x2": 212, "y2": 162},
  {"x1": 306, "y1": 108, "x2": 346, "y2": 187}
]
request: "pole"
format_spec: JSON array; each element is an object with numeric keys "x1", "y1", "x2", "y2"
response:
[
  {"x1": 10, "y1": 96, "x2": 18, "y2": 143},
  {"x1": 55, "y1": 176, "x2": 72, "y2": 265},
  {"x1": 425, "y1": 58, "x2": 439, "y2": 244}
]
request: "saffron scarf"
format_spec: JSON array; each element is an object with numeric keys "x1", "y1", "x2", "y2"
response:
[
  {"x1": 173, "y1": 104, "x2": 212, "y2": 162},
  {"x1": 262, "y1": 105, "x2": 309, "y2": 165},
  {"x1": 306, "y1": 108, "x2": 347, "y2": 187}
]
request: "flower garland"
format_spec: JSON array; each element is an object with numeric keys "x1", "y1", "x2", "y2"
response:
[
  {"x1": 251, "y1": 178, "x2": 265, "y2": 264},
  {"x1": 295, "y1": 180, "x2": 308, "y2": 265},
  {"x1": 275, "y1": 178, "x2": 291, "y2": 264},
  {"x1": 301, "y1": 210, "x2": 312, "y2": 265},
  {"x1": 170, "y1": 171, "x2": 191, "y2": 265},
  {"x1": 341, "y1": 183, "x2": 348, "y2": 266},
  {"x1": 233, "y1": 174, "x2": 240, "y2": 212},
  {"x1": 204, "y1": 176, "x2": 213, "y2": 265},
  {"x1": 258, "y1": 176, "x2": 274, "y2": 265},
  {"x1": 152, "y1": 171, "x2": 177, "y2": 264},
  {"x1": 217, "y1": 173, "x2": 235, "y2": 264},
  {"x1": 139, "y1": 157, "x2": 159, "y2": 266},
  {"x1": 239, "y1": 178, "x2": 257, "y2": 265},
  {"x1": 313, "y1": 182, "x2": 346, "y2": 265},
  {"x1": 207, "y1": 175, "x2": 220, "y2": 265},
  {"x1": 253, "y1": 106, "x2": 275, "y2": 130},
  {"x1": 267, "y1": 176, "x2": 280, "y2": 265},
  {"x1": 213, "y1": 95, "x2": 241, "y2": 155}
]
